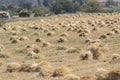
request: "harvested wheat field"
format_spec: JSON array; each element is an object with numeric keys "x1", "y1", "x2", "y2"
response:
[{"x1": 0, "y1": 13, "x2": 120, "y2": 80}]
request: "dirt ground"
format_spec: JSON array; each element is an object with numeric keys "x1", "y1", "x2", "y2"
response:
[{"x1": 0, "y1": 13, "x2": 120, "y2": 80}]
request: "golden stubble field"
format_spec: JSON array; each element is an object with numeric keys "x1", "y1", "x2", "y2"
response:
[{"x1": 0, "y1": 13, "x2": 120, "y2": 80}]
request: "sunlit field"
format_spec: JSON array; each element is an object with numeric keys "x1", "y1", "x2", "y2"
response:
[{"x1": 0, "y1": 13, "x2": 120, "y2": 80}]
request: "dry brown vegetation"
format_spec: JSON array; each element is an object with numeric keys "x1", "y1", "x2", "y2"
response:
[{"x1": 0, "y1": 13, "x2": 119, "y2": 80}]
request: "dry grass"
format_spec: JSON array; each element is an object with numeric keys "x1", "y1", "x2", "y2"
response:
[
  {"x1": 80, "y1": 51, "x2": 93, "y2": 60},
  {"x1": 99, "y1": 34, "x2": 108, "y2": 39},
  {"x1": 66, "y1": 47, "x2": 81, "y2": 53},
  {"x1": 35, "y1": 38, "x2": 44, "y2": 42},
  {"x1": 11, "y1": 39, "x2": 20, "y2": 44},
  {"x1": 52, "y1": 66, "x2": 71, "y2": 77},
  {"x1": 6, "y1": 62, "x2": 21, "y2": 72},
  {"x1": 0, "y1": 60, "x2": 4, "y2": 66},
  {"x1": 31, "y1": 53, "x2": 45, "y2": 59},
  {"x1": 20, "y1": 62, "x2": 32, "y2": 72},
  {"x1": 60, "y1": 32, "x2": 69, "y2": 37},
  {"x1": 109, "y1": 54, "x2": 120, "y2": 64},
  {"x1": 37, "y1": 61, "x2": 54, "y2": 76},
  {"x1": 10, "y1": 36, "x2": 19, "y2": 41},
  {"x1": 0, "y1": 13, "x2": 119, "y2": 80},
  {"x1": 107, "y1": 68, "x2": 120, "y2": 80},
  {"x1": 19, "y1": 36, "x2": 29, "y2": 41},
  {"x1": 42, "y1": 41, "x2": 53, "y2": 47},
  {"x1": 81, "y1": 75, "x2": 96, "y2": 80},
  {"x1": 0, "y1": 52, "x2": 11, "y2": 58},
  {"x1": 56, "y1": 45, "x2": 68, "y2": 50},
  {"x1": 95, "y1": 68, "x2": 120, "y2": 80},
  {"x1": 64, "y1": 74, "x2": 80, "y2": 80},
  {"x1": 47, "y1": 31, "x2": 55, "y2": 36},
  {"x1": 57, "y1": 37, "x2": 68, "y2": 43}
]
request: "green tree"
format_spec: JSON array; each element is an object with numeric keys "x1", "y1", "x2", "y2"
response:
[
  {"x1": 74, "y1": 3, "x2": 81, "y2": 12},
  {"x1": 19, "y1": 0, "x2": 32, "y2": 10},
  {"x1": 52, "y1": 0, "x2": 80, "y2": 14},
  {"x1": 7, "y1": 4, "x2": 15, "y2": 10},
  {"x1": 80, "y1": 0, "x2": 103, "y2": 12},
  {"x1": 0, "y1": 4, "x2": 8, "y2": 11},
  {"x1": 32, "y1": 7, "x2": 51, "y2": 16},
  {"x1": 16, "y1": 8, "x2": 24, "y2": 14}
]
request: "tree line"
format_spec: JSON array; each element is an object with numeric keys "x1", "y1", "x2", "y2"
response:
[{"x1": 0, "y1": 0, "x2": 119, "y2": 16}]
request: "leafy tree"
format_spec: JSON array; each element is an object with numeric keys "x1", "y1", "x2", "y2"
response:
[
  {"x1": 19, "y1": 0, "x2": 32, "y2": 10},
  {"x1": 80, "y1": 0, "x2": 103, "y2": 12},
  {"x1": 0, "y1": 4, "x2": 8, "y2": 11},
  {"x1": 74, "y1": 3, "x2": 81, "y2": 12},
  {"x1": 7, "y1": 4, "x2": 15, "y2": 10},
  {"x1": 52, "y1": 0, "x2": 80, "y2": 14},
  {"x1": 16, "y1": 8, "x2": 24, "y2": 14},
  {"x1": 32, "y1": 7, "x2": 51, "y2": 16}
]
